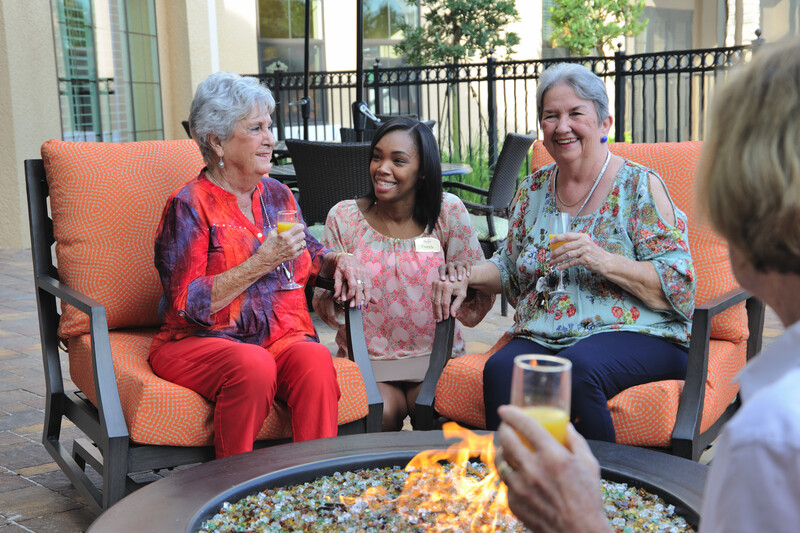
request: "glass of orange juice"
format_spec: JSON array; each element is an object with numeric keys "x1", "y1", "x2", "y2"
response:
[
  {"x1": 510, "y1": 354, "x2": 571, "y2": 446},
  {"x1": 548, "y1": 212, "x2": 571, "y2": 296},
  {"x1": 277, "y1": 210, "x2": 303, "y2": 290}
]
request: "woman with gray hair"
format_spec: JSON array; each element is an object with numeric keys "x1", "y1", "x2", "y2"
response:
[
  {"x1": 494, "y1": 37, "x2": 800, "y2": 533},
  {"x1": 149, "y1": 72, "x2": 372, "y2": 458},
  {"x1": 433, "y1": 62, "x2": 695, "y2": 440}
]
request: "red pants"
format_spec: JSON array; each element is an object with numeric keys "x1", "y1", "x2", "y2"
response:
[{"x1": 149, "y1": 336, "x2": 340, "y2": 458}]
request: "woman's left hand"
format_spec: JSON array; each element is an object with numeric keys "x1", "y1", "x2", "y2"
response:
[
  {"x1": 549, "y1": 232, "x2": 612, "y2": 276},
  {"x1": 332, "y1": 253, "x2": 375, "y2": 309}
]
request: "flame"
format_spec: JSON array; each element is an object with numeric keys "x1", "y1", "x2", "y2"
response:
[{"x1": 341, "y1": 422, "x2": 519, "y2": 531}]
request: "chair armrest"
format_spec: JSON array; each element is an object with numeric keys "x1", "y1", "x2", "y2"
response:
[
  {"x1": 443, "y1": 181, "x2": 489, "y2": 196},
  {"x1": 314, "y1": 276, "x2": 383, "y2": 432},
  {"x1": 671, "y1": 287, "x2": 759, "y2": 460},
  {"x1": 35, "y1": 275, "x2": 130, "y2": 441},
  {"x1": 414, "y1": 316, "x2": 457, "y2": 430}
]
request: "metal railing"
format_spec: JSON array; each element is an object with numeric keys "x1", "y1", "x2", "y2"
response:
[{"x1": 254, "y1": 41, "x2": 756, "y2": 166}]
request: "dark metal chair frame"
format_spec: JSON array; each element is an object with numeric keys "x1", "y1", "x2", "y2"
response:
[
  {"x1": 24, "y1": 159, "x2": 383, "y2": 513},
  {"x1": 415, "y1": 289, "x2": 765, "y2": 461},
  {"x1": 284, "y1": 139, "x2": 373, "y2": 226},
  {"x1": 443, "y1": 132, "x2": 536, "y2": 315}
]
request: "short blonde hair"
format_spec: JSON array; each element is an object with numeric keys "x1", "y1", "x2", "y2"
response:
[{"x1": 699, "y1": 38, "x2": 800, "y2": 273}]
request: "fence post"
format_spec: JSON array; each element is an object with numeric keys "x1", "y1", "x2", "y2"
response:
[
  {"x1": 372, "y1": 58, "x2": 382, "y2": 115},
  {"x1": 272, "y1": 68, "x2": 285, "y2": 141},
  {"x1": 487, "y1": 53, "x2": 498, "y2": 170},
  {"x1": 614, "y1": 45, "x2": 626, "y2": 143}
]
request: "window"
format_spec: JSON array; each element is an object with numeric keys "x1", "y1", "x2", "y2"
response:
[
  {"x1": 52, "y1": 0, "x2": 163, "y2": 142},
  {"x1": 258, "y1": 0, "x2": 324, "y2": 73},
  {"x1": 363, "y1": 0, "x2": 418, "y2": 68}
]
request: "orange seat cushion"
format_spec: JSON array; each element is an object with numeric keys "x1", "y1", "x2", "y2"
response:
[
  {"x1": 40, "y1": 139, "x2": 204, "y2": 339},
  {"x1": 434, "y1": 142, "x2": 750, "y2": 447},
  {"x1": 68, "y1": 331, "x2": 368, "y2": 446}
]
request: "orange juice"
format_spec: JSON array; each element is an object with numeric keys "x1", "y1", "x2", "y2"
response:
[
  {"x1": 276, "y1": 221, "x2": 295, "y2": 233},
  {"x1": 521, "y1": 406, "x2": 569, "y2": 445},
  {"x1": 549, "y1": 234, "x2": 564, "y2": 251}
]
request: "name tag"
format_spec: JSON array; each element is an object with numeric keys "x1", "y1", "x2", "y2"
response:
[{"x1": 415, "y1": 237, "x2": 441, "y2": 253}]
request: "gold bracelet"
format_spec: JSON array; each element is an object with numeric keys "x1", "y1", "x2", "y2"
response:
[{"x1": 334, "y1": 252, "x2": 353, "y2": 261}]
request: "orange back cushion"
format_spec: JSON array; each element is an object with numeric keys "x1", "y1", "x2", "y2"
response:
[
  {"x1": 41, "y1": 139, "x2": 205, "y2": 338},
  {"x1": 530, "y1": 141, "x2": 747, "y2": 343}
]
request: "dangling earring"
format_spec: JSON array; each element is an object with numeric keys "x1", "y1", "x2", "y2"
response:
[
  {"x1": 601, "y1": 136, "x2": 608, "y2": 144},
  {"x1": 218, "y1": 158, "x2": 225, "y2": 168}
]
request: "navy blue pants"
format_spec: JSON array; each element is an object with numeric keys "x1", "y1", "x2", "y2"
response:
[{"x1": 483, "y1": 332, "x2": 688, "y2": 441}]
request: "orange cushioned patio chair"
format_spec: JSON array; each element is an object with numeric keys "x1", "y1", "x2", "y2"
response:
[
  {"x1": 25, "y1": 139, "x2": 382, "y2": 513},
  {"x1": 415, "y1": 141, "x2": 765, "y2": 461}
]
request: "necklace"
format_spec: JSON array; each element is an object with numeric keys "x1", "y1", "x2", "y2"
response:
[
  {"x1": 553, "y1": 150, "x2": 611, "y2": 217},
  {"x1": 206, "y1": 170, "x2": 254, "y2": 220},
  {"x1": 375, "y1": 202, "x2": 415, "y2": 240}
]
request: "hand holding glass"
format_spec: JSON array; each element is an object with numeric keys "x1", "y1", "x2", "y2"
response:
[
  {"x1": 277, "y1": 210, "x2": 303, "y2": 290},
  {"x1": 548, "y1": 212, "x2": 571, "y2": 296},
  {"x1": 510, "y1": 354, "x2": 572, "y2": 446}
]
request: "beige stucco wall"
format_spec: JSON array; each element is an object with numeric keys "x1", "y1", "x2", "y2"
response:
[
  {"x1": 0, "y1": 0, "x2": 61, "y2": 249},
  {"x1": 157, "y1": 0, "x2": 258, "y2": 141}
]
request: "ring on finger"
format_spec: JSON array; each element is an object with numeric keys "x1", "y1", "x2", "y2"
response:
[
  {"x1": 356, "y1": 279, "x2": 363, "y2": 285},
  {"x1": 496, "y1": 459, "x2": 513, "y2": 481}
]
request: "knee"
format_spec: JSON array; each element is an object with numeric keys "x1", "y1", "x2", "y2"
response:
[
  {"x1": 227, "y1": 348, "x2": 277, "y2": 393},
  {"x1": 381, "y1": 397, "x2": 407, "y2": 432}
]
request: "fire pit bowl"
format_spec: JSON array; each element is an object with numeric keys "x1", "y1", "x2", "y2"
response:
[{"x1": 88, "y1": 431, "x2": 707, "y2": 532}]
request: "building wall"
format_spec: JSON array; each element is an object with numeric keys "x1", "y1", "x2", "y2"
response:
[{"x1": 0, "y1": 0, "x2": 61, "y2": 249}]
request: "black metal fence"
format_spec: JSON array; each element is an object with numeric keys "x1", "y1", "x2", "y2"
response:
[{"x1": 254, "y1": 42, "x2": 756, "y2": 166}]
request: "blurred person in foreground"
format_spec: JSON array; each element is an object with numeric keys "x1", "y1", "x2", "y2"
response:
[
  {"x1": 433, "y1": 62, "x2": 695, "y2": 440},
  {"x1": 495, "y1": 38, "x2": 800, "y2": 533},
  {"x1": 149, "y1": 72, "x2": 371, "y2": 458}
]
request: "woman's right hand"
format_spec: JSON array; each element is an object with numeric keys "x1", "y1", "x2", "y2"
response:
[
  {"x1": 432, "y1": 261, "x2": 472, "y2": 321},
  {"x1": 255, "y1": 224, "x2": 306, "y2": 272}
]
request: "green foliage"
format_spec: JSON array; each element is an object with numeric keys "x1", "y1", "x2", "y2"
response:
[
  {"x1": 548, "y1": 0, "x2": 648, "y2": 56},
  {"x1": 394, "y1": 0, "x2": 520, "y2": 66}
]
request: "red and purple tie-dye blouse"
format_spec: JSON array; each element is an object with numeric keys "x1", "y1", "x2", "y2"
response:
[{"x1": 150, "y1": 171, "x2": 330, "y2": 356}]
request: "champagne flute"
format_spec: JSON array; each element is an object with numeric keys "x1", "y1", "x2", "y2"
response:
[
  {"x1": 277, "y1": 210, "x2": 303, "y2": 290},
  {"x1": 548, "y1": 212, "x2": 571, "y2": 296},
  {"x1": 511, "y1": 354, "x2": 572, "y2": 446}
]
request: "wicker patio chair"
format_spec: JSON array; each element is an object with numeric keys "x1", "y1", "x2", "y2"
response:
[
  {"x1": 284, "y1": 139, "x2": 372, "y2": 236},
  {"x1": 25, "y1": 139, "x2": 382, "y2": 513},
  {"x1": 416, "y1": 141, "x2": 766, "y2": 461},
  {"x1": 442, "y1": 132, "x2": 536, "y2": 315}
]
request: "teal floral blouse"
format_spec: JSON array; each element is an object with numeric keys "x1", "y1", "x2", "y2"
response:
[{"x1": 490, "y1": 160, "x2": 695, "y2": 349}]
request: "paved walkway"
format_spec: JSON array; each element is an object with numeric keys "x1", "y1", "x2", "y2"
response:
[{"x1": 0, "y1": 247, "x2": 784, "y2": 532}]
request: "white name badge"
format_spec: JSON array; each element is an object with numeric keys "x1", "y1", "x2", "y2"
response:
[{"x1": 415, "y1": 237, "x2": 441, "y2": 253}]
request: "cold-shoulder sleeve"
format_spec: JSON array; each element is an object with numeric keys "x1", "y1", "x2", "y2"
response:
[{"x1": 629, "y1": 172, "x2": 695, "y2": 321}]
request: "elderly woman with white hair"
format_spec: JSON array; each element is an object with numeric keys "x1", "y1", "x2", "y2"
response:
[
  {"x1": 149, "y1": 72, "x2": 371, "y2": 458},
  {"x1": 495, "y1": 38, "x2": 800, "y2": 533},
  {"x1": 434, "y1": 62, "x2": 695, "y2": 441}
]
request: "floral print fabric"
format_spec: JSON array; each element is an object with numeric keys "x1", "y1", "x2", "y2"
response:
[
  {"x1": 314, "y1": 193, "x2": 494, "y2": 364},
  {"x1": 491, "y1": 161, "x2": 695, "y2": 349}
]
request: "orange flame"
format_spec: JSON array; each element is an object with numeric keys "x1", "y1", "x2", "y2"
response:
[{"x1": 341, "y1": 422, "x2": 520, "y2": 531}]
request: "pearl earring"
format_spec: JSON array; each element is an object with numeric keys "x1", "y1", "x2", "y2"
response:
[{"x1": 219, "y1": 159, "x2": 225, "y2": 168}]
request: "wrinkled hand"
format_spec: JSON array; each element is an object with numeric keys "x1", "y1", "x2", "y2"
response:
[
  {"x1": 495, "y1": 405, "x2": 611, "y2": 533},
  {"x1": 332, "y1": 253, "x2": 376, "y2": 309},
  {"x1": 549, "y1": 232, "x2": 611, "y2": 276},
  {"x1": 256, "y1": 224, "x2": 307, "y2": 270},
  {"x1": 432, "y1": 261, "x2": 472, "y2": 321}
]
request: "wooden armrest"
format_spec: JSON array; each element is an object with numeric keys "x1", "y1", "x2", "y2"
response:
[
  {"x1": 314, "y1": 276, "x2": 383, "y2": 432},
  {"x1": 414, "y1": 316, "x2": 457, "y2": 430},
  {"x1": 672, "y1": 287, "x2": 762, "y2": 459},
  {"x1": 36, "y1": 274, "x2": 129, "y2": 440}
]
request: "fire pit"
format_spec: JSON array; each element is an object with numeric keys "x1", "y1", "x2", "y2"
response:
[{"x1": 88, "y1": 430, "x2": 707, "y2": 533}]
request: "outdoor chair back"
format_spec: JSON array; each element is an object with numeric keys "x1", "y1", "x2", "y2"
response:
[
  {"x1": 25, "y1": 139, "x2": 382, "y2": 513},
  {"x1": 443, "y1": 132, "x2": 536, "y2": 315},
  {"x1": 285, "y1": 139, "x2": 372, "y2": 231},
  {"x1": 416, "y1": 140, "x2": 766, "y2": 461}
]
